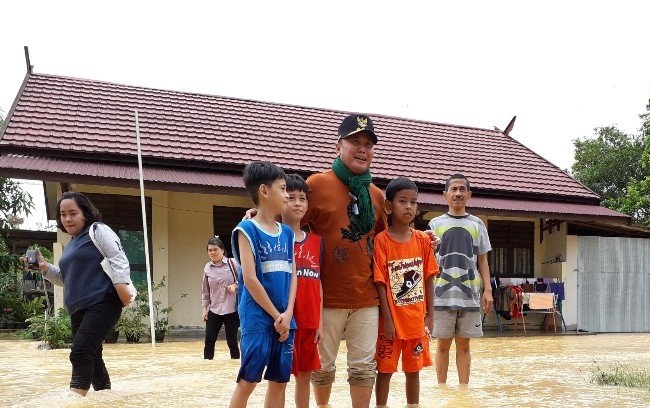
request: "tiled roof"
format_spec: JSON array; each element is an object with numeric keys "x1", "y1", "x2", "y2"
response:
[
  {"x1": 0, "y1": 153, "x2": 628, "y2": 223},
  {"x1": 1, "y1": 73, "x2": 598, "y2": 201}
]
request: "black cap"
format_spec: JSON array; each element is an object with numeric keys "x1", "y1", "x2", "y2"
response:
[{"x1": 337, "y1": 114, "x2": 377, "y2": 144}]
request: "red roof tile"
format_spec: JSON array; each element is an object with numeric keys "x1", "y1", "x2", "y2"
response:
[{"x1": 1, "y1": 73, "x2": 598, "y2": 201}]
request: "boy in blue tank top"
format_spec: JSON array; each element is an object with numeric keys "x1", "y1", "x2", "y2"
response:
[{"x1": 229, "y1": 161, "x2": 297, "y2": 408}]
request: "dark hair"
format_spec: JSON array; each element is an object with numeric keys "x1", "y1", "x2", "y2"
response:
[
  {"x1": 55, "y1": 191, "x2": 102, "y2": 232},
  {"x1": 386, "y1": 177, "x2": 418, "y2": 202},
  {"x1": 243, "y1": 161, "x2": 286, "y2": 205},
  {"x1": 207, "y1": 236, "x2": 226, "y2": 253},
  {"x1": 285, "y1": 173, "x2": 308, "y2": 194},
  {"x1": 445, "y1": 173, "x2": 471, "y2": 191}
]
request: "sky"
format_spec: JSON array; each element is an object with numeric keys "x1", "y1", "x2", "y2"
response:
[{"x1": 1, "y1": 1, "x2": 649, "y2": 230}]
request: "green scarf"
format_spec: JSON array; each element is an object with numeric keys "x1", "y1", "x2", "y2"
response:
[{"x1": 331, "y1": 157, "x2": 375, "y2": 235}]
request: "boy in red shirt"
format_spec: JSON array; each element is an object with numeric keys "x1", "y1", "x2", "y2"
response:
[
  {"x1": 281, "y1": 174, "x2": 323, "y2": 408},
  {"x1": 373, "y1": 177, "x2": 438, "y2": 408}
]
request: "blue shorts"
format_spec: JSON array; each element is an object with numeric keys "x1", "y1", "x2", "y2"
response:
[{"x1": 237, "y1": 329, "x2": 295, "y2": 383}]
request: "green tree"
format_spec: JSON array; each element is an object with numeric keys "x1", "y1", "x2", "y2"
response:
[
  {"x1": 572, "y1": 98, "x2": 650, "y2": 225},
  {"x1": 0, "y1": 111, "x2": 36, "y2": 294},
  {"x1": 619, "y1": 100, "x2": 650, "y2": 225},
  {"x1": 0, "y1": 110, "x2": 34, "y2": 233},
  {"x1": 1, "y1": 109, "x2": 34, "y2": 231},
  {"x1": 571, "y1": 126, "x2": 645, "y2": 211},
  {"x1": 0, "y1": 178, "x2": 34, "y2": 231}
]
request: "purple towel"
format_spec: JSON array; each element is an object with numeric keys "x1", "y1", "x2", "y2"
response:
[{"x1": 549, "y1": 282, "x2": 565, "y2": 302}]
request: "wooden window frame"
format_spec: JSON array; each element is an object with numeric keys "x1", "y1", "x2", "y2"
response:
[{"x1": 488, "y1": 220, "x2": 534, "y2": 278}]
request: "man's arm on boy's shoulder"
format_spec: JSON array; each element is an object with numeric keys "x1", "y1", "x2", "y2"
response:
[
  {"x1": 478, "y1": 253, "x2": 493, "y2": 313},
  {"x1": 375, "y1": 202, "x2": 388, "y2": 234},
  {"x1": 423, "y1": 230, "x2": 441, "y2": 251},
  {"x1": 237, "y1": 233, "x2": 282, "y2": 321},
  {"x1": 369, "y1": 185, "x2": 388, "y2": 234}
]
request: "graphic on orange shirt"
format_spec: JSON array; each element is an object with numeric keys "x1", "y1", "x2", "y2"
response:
[{"x1": 388, "y1": 257, "x2": 424, "y2": 306}]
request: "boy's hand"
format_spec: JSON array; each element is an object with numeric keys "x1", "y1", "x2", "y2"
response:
[
  {"x1": 275, "y1": 313, "x2": 290, "y2": 342},
  {"x1": 243, "y1": 208, "x2": 257, "y2": 220},
  {"x1": 274, "y1": 312, "x2": 291, "y2": 334},
  {"x1": 382, "y1": 316, "x2": 396, "y2": 340},
  {"x1": 482, "y1": 289, "x2": 494, "y2": 313},
  {"x1": 425, "y1": 313, "x2": 434, "y2": 338},
  {"x1": 314, "y1": 328, "x2": 322, "y2": 344},
  {"x1": 424, "y1": 230, "x2": 441, "y2": 251}
]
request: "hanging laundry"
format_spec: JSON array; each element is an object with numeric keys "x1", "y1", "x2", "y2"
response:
[{"x1": 548, "y1": 282, "x2": 565, "y2": 302}]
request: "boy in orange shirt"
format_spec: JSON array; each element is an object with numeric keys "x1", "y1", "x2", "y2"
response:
[{"x1": 373, "y1": 177, "x2": 438, "y2": 408}]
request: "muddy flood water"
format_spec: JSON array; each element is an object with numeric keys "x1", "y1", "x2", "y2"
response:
[{"x1": 1, "y1": 333, "x2": 649, "y2": 407}]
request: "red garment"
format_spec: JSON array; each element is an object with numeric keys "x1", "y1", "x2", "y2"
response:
[
  {"x1": 509, "y1": 286, "x2": 524, "y2": 318},
  {"x1": 292, "y1": 327, "x2": 321, "y2": 375},
  {"x1": 373, "y1": 229, "x2": 439, "y2": 339},
  {"x1": 294, "y1": 232, "x2": 322, "y2": 329}
]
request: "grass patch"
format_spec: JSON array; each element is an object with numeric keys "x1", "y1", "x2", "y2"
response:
[{"x1": 591, "y1": 363, "x2": 650, "y2": 390}]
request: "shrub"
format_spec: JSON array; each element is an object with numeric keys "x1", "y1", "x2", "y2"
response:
[{"x1": 24, "y1": 307, "x2": 72, "y2": 349}]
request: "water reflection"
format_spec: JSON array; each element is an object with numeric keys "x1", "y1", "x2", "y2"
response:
[{"x1": 1, "y1": 334, "x2": 649, "y2": 407}]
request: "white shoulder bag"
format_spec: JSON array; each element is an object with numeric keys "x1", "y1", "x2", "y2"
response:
[{"x1": 89, "y1": 222, "x2": 137, "y2": 305}]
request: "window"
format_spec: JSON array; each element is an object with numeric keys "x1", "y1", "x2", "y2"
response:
[
  {"x1": 488, "y1": 220, "x2": 534, "y2": 277},
  {"x1": 85, "y1": 193, "x2": 152, "y2": 285}
]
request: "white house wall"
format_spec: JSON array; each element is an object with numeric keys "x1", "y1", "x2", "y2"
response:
[
  {"x1": 165, "y1": 192, "x2": 238, "y2": 326},
  {"x1": 164, "y1": 191, "x2": 252, "y2": 327}
]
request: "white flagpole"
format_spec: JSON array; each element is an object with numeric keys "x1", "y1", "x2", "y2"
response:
[{"x1": 134, "y1": 109, "x2": 156, "y2": 347}]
